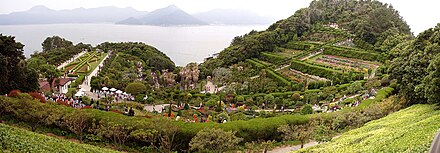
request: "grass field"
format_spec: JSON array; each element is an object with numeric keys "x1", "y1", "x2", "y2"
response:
[{"x1": 296, "y1": 104, "x2": 440, "y2": 153}]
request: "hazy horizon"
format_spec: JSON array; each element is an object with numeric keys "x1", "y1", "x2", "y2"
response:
[{"x1": 1, "y1": 0, "x2": 440, "y2": 34}]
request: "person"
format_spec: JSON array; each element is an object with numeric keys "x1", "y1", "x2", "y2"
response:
[
  {"x1": 129, "y1": 107, "x2": 135, "y2": 116},
  {"x1": 124, "y1": 107, "x2": 129, "y2": 115}
]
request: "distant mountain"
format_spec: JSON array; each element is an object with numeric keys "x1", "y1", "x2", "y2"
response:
[
  {"x1": 194, "y1": 9, "x2": 276, "y2": 25},
  {"x1": 0, "y1": 5, "x2": 148, "y2": 25},
  {"x1": 117, "y1": 5, "x2": 207, "y2": 26}
]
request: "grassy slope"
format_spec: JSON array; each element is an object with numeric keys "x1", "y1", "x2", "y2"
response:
[
  {"x1": 0, "y1": 123, "x2": 119, "y2": 153},
  {"x1": 296, "y1": 104, "x2": 440, "y2": 153}
]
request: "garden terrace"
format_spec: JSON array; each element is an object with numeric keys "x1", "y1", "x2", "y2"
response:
[
  {"x1": 290, "y1": 60, "x2": 364, "y2": 84},
  {"x1": 259, "y1": 52, "x2": 287, "y2": 65},
  {"x1": 309, "y1": 55, "x2": 380, "y2": 73},
  {"x1": 322, "y1": 45, "x2": 381, "y2": 62},
  {"x1": 279, "y1": 67, "x2": 329, "y2": 83}
]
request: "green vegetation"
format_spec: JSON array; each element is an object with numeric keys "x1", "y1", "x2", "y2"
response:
[
  {"x1": 296, "y1": 104, "x2": 440, "y2": 153},
  {"x1": 0, "y1": 34, "x2": 39, "y2": 94},
  {"x1": 389, "y1": 23, "x2": 440, "y2": 105},
  {"x1": 31, "y1": 36, "x2": 92, "y2": 65},
  {"x1": 0, "y1": 123, "x2": 119, "y2": 153},
  {"x1": 322, "y1": 45, "x2": 381, "y2": 62},
  {"x1": 291, "y1": 60, "x2": 362, "y2": 84}
]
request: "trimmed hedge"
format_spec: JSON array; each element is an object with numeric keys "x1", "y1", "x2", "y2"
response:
[
  {"x1": 323, "y1": 45, "x2": 381, "y2": 61},
  {"x1": 260, "y1": 52, "x2": 286, "y2": 64},
  {"x1": 70, "y1": 75, "x2": 85, "y2": 88},
  {"x1": 265, "y1": 69, "x2": 292, "y2": 86},
  {"x1": 290, "y1": 60, "x2": 363, "y2": 84},
  {"x1": 246, "y1": 59, "x2": 266, "y2": 69}
]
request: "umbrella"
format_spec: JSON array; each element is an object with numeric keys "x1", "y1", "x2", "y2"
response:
[
  {"x1": 116, "y1": 90, "x2": 123, "y2": 94},
  {"x1": 123, "y1": 92, "x2": 127, "y2": 95},
  {"x1": 102, "y1": 87, "x2": 109, "y2": 91},
  {"x1": 74, "y1": 91, "x2": 84, "y2": 97},
  {"x1": 110, "y1": 88, "x2": 117, "y2": 92}
]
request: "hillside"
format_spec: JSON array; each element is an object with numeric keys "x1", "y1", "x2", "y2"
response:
[
  {"x1": 117, "y1": 5, "x2": 207, "y2": 26},
  {"x1": 296, "y1": 104, "x2": 440, "y2": 152},
  {"x1": 201, "y1": 0, "x2": 412, "y2": 70},
  {"x1": 0, "y1": 123, "x2": 119, "y2": 152}
]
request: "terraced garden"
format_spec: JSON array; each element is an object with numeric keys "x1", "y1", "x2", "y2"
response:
[{"x1": 296, "y1": 104, "x2": 440, "y2": 153}]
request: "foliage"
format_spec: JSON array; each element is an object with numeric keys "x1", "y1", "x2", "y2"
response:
[
  {"x1": 388, "y1": 23, "x2": 440, "y2": 105},
  {"x1": 278, "y1": 123, "x2": 313, "y2": 148},
  {"x1": 125, "y1": 82, "x2": 146, "y2": 96},
  {"x1": 291, "y1": 60, "x2": 361, "y2": 84},
  {"x1": 189, "y1": 128, "x2": 243, "y2": 152},
  {"x1": 296, "y1": 104, "x2": 440, "y2": 153},
  {"x1": 301, "y1": 104, "x2": 313, "y2": 115},
  {"x1": 265, "y1": 69, "x2": 292, "y2": 86},
  {"x1": 0, "y1": 124, "x2": 119, "y2": 153},
  {"x1": 322, "y1": 45, "x2": 381, "y2": 61},
  {"x1": 0, "y1": 34, "x2": 39, "y2": 94}
]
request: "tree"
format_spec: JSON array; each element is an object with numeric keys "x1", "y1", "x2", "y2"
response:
[
  {"x1": 64, "y1": 110, "x2": 91, "y2": 143},
  {"x1": 264, "y1": 94, "x2": 275, "y2": 106},
  {"x1": 291, "y1": 93, "x2": 301, "y2": 101},
  {"x1": 301, "y1": 104, "x2": 313, "y2": 115},
  {"x1": 40, "y1": 64, "x2": 61, "y2": 93},
  {"x1": 347, "y1": 81, "x2": 364, "y2": 94},
  {"x1": 311, "y1": 118, "x2": 334, "y2": 144},
  {"x1": 422, "y1": 54, "x2": 440, "y2": 104},
  {"x1": 125, "y1": 82, "x2": 146, "y2": 96},
  {"x1": 277, "y1": 123, "x2": 313, "y2": 148},
  {"x1": 212, "y1": 67, "x2": 232, "y2": 86},
  {"x1": 189, "y1": 128, "x2": 243, "y2": 152},
  {"x1": 0, "y1": 34, "x2": 39, "y2": 94},
  {"x1": 42, "y1": 36, "x2": 73, "y2": 51}
]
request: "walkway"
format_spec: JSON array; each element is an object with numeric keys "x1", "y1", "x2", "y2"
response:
[
  {"x1": 268, "y1": 141, "x2": 318, "y2": 153},
  {"x1": 80, "y1": 53, "x2": 110, "y2": 99},
  {"x1": 57, "y1": 51, "x2": 86, "y2": 69}
]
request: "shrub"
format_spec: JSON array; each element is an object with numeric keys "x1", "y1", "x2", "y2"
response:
[
  {"x1": 301, "y1": 104, "x2": 313, "y2": 115},
  {"x1": 135, "y1": 94, "x2": 145, "y2": 103},
  {"x1": 28, "y1": 92, "x2": 46, "y2": 103},
  {"x1": 125, "y1": 82, "x2": 146, "y2": 96},
  {"x1": 8, "y1": 90, "x2": 21, "y2": 97},
  {"x1": 189, "y1": 128, "x2": 243, "y2": 152}
]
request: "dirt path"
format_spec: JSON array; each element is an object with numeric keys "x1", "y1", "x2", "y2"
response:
[{"x1": 268, "y1": 141, "x2": 318, "y2": 153}]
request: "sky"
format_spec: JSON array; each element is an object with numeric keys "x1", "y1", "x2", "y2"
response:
[{"x1": 0, "y1": 0, "x2": 439, "y2": 35}]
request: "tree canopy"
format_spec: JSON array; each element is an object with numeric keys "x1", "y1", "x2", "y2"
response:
[{"x1": 0, "y1": 34, "x2": 39, "y2": 94}]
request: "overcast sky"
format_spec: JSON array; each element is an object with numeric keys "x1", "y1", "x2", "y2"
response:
[{"x1": 0, "y1": 0, "x2": 439, "y2": 35}]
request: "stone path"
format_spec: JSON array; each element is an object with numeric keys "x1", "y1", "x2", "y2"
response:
[{"x1": 57, "y1": 51, "x2": 86, "y2": 69}]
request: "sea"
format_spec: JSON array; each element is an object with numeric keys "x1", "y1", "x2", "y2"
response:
[{"x1": 0, "y1": 23, "x2": 268, "y2": 66}]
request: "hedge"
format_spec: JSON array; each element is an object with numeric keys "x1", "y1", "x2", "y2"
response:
[
  {"x1": 70, "y1": 75, "x2": 85, "y2": 88},
  {"x1": 265, "y1": 69, "x2": 291, "y2": 86},
  {"x1": 322, "y1": 45, "x2": 381, "y2": 61},
  {"x1": 260, "y1": 52, "x2": 285, "y2": 64},
  {"x1": 246, "y1": 59, "x2": 266, "y2": 69}
]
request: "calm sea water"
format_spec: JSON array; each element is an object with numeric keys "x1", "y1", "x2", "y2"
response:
[{"x1": 0, "y1": 24, "x2": 268, "y2": 66}]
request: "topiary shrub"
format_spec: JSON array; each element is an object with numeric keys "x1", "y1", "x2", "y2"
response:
[{"x1": 301, "y1": 104, "x2": 313, "y2": 115}]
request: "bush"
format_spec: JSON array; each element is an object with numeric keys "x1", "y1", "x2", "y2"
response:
[
  {"x1": 189, "y1": 128, "x2": 243, "y2": 152},
  {"x1": 28, "y1": 92, "x2": 46, "y2": 103},
  {"x1": 301, "y1": 104, "x2": 313, "y2": 115},
  {"x1": 266, "y1": 69, "x2": 291, "y2": 86},
  {"x1": 135, "y1": 94, "x2": 145, "y2": 103},
  {"x1": 125, "y1": 82, "x2": 146, "y2": 96}
]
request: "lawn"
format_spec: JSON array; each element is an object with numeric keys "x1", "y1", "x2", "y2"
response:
[{"x1": 296, "y1": 104, "x2": 440, "y2": 153}]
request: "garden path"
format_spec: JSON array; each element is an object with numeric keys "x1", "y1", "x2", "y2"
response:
[
  {"x1": 56, "y1": 51, "x2": 86, "y2": 69},
  {"x1": 79, "y1": 53, "x2": 110, "y2": 99},
  {"x1": 268, "y1": 135, "x2": 341, "y2": 153}
]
